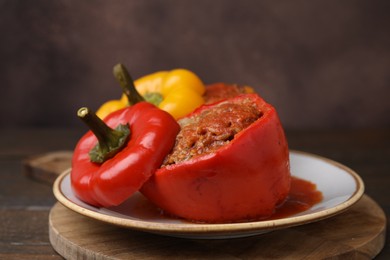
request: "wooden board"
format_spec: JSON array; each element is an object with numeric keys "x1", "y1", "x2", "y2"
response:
[
  {"x1": 49, "y1": 195, "x2": 386, "y2": 259},
  {"x1": 25, "y1": 152, "x2": 386, "y2": 258},
  {"x1": 23, "y1": 151, "x2": 73, "y2": 183}
]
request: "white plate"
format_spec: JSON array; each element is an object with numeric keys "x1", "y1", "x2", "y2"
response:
[{"x1": 53, "y1": 151, "x2": 364, "y2": 239}]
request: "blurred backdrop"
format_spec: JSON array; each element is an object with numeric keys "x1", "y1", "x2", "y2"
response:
[{"x1": 1, "y1": 0, "x2": 389, "y2": 129}]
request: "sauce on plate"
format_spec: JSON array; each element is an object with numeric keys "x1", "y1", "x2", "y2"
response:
[
  {"x1": 123, "y1": 176, "x2": 323, "y2": 223},
  {"x1": 269, "y1": 176, "x2": 323, "y2": 220}
]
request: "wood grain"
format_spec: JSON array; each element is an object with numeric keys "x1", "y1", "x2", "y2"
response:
[{"x1": 49, "y1": 195, "x2": 386, "y2": 259}]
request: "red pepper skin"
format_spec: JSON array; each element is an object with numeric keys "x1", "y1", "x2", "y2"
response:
[
  {"x1": 141, "y1": 94, "x2": 290, "y2": 223},
  {"x1": 71, "y1": 102, "x2": 180, "y2": 207}
]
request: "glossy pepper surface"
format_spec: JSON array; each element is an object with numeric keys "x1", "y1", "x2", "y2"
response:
[
  {"x1": 97, "y1": 68, "x2": 206, "y2": 120},
  {"x1": 141, "y1": 94, "x2": 291, "y2": 223},
  {"x1": 71, "y1": 102, "x2": 180, "y2": 207}
]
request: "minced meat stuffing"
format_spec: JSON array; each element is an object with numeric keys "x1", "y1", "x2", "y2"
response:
[{"x1": 163, "y1": 98, "x2": 262, "y2": 165}]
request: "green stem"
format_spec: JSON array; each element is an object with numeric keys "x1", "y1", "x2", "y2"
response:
[
  {"x1": 113, "y1": 63, "x2": 144, "y2": 105},
  {"x1": 77, "y1": 107, "x2": 131, "y2": 163}
]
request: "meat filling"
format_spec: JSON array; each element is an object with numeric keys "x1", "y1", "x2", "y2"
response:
[{"x1": 163, "y1": 98, "x2": 262, "y2": 166}]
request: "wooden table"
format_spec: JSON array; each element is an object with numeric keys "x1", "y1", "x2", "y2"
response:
[{"x1": 1, "y1": 128, "x2": 389, "y2": 259}]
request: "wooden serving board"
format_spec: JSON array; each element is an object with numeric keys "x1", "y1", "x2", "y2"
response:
[
  {"x1": 49, "y1": 195, "x2": 385, "y2": 259},
  {"x1": 25, "y1": 152, "x2": 387, "y2": 259},
  {"x1": 23, "y1": 150, "x2": 73, "y2": 183}
]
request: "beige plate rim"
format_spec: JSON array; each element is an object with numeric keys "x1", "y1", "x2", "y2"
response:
[{"x1": 52, "y1": 150, "x2": 365, "y2": 238}]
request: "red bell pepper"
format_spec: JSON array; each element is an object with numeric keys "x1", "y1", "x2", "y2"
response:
[
  {"x1": 71, "y1": 103, "x2": 180, "y2": 207},
  {"x1": 141, "y1": 93, "x2": 291, "y2": 223},
  {"x1": 71, "y1": 64, "x2": 180, "y2": 207}
]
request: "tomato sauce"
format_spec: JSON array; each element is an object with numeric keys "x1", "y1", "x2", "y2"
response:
[{"x1": 269, "y1": 176, "x2": 323, "y2": 220}]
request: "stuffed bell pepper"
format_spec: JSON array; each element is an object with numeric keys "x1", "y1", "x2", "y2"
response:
[{"x1": 141, "y1": 93, "x2": 291, "y2": 223}]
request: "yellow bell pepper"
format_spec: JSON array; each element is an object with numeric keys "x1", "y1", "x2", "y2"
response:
[
  {"x1": 95, "y1": 100, "x2": 126, "y2": 120},
  {"x1": 97, "y1": 67, "x2": 205, "y2": 120}
]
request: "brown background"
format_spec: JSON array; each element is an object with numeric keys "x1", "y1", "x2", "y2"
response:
[{"x1": 1, "y1": 0, "x2": 389, "y2": 129}]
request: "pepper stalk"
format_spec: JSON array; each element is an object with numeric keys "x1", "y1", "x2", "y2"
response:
[
  {"x1": 77, "y1": 107, "x2": 131, "y2": 163},
  {"x1": 113, "y1": 63, "x2": 145, "y2": 106}
]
